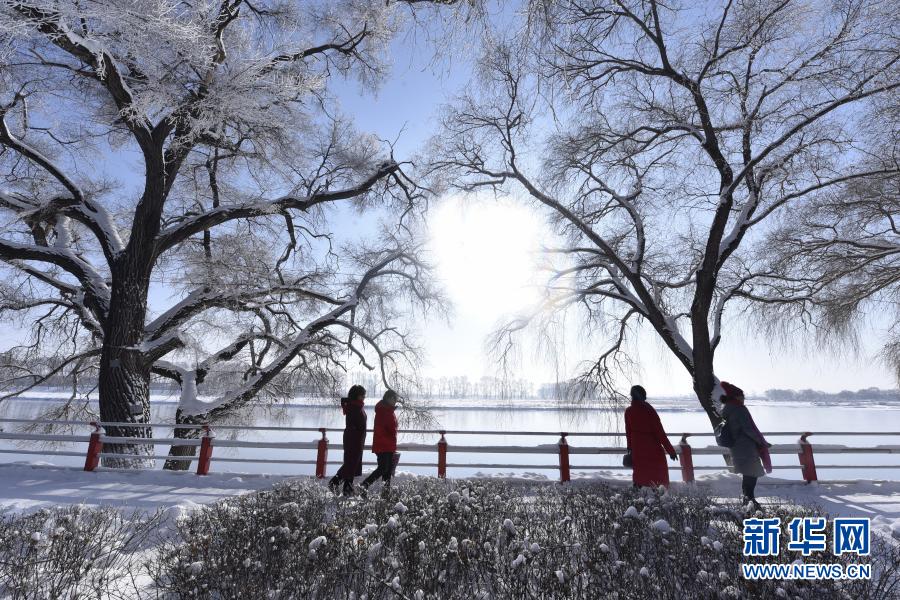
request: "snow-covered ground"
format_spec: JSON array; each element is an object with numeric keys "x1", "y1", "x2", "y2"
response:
[
  {"x1": 2, "y1": 463, "x2": 898, "y2": 541},
  {"x1": 0, "y1": 462, "x2": 291, "y2": 515}
]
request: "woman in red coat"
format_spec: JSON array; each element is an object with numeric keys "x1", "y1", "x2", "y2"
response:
[
  {"x1": 361, "y1": 390, "x2": 398, "y2": 493},
  {"x1": 625, "y1": 385, "x2": 677, "y2": 487}
]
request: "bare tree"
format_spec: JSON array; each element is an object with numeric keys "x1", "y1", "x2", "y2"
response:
[
  {"x1": 0, "y1": 0, "x2": 464, "y2": 466},
  {"x1": 756, "y1": 162, "x2": 900, "y2": 383},
  {"x1": 431, "y1": 0, "x2": 900, "y2": 426}
]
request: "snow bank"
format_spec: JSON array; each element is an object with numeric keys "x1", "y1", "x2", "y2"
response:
[{"x1": 0, "y1": 462, "x2": 292, "y2": 515}]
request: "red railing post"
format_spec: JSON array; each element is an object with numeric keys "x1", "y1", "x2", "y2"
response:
[
  {"x1": 798, "y1": 432, "x2": 817, "y2": 483},
  {"x1": 678, "y1": 434, "x2": 694, "y2": 483},
  {"x1": 315, "y1": 428, "x2": 329, "y2": 479},
  {"x1": 437, "y1": 431, "x2": 447, "y2": 479},
  {"x1": 196, "y1": 425, "x2": 214, "y2": 476},
  {"x1": 558, "y1": 433, "x2": 570, "y2": 483},
  {"x1": 83, "y1": 421, "x2": 102, "y2": 472}
]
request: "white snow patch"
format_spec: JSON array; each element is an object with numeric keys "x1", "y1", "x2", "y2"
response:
[
  {"x1": 502, "y1": 518, "x2": 516, "y2": 535},
  {"x1": 651, "y1": 519, "x2": 671, "y2": 534},
  {"x1": 367, "y1": 542, "x2": 382, "y2": 561},
  {"x1": 0, "y1": 464, "x2": 296, "y2": 515}
]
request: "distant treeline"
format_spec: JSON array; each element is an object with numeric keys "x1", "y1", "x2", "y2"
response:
[
  {"x1": 763, "y1": 387, "x2": 900, "y2": 402},
  {"x1": 11, "y1": 370, "x2": 899, "y2": 404}
]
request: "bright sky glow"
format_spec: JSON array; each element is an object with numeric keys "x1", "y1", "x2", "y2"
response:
[{"x1": 430, "y1": 195, "x2": 544, "y2": 316}]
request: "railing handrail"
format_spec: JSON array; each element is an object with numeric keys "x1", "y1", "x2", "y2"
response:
[
  {"x1": 3, "y1": 430, "x2": 897, "y2": 454},
  {"x1": 2, "y1": 418, "x2": 899, "y2": 438},
  {"x1": 1, "y1": 420, "x2": 897, "y2": 483}
]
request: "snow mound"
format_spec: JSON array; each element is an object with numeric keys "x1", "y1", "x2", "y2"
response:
[{"x1": 651, "y1": 519, "x2": 671, "y2": 533}]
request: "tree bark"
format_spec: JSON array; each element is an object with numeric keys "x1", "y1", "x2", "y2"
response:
[
  {"x1": 97, "y1": 258, "x2": 154, "y2": 468},
  {"x1": 690, "y1": 342, "x2": 721, "y2": 429},
  {"x1": 98, "y1": 345, "x2": 153, "y2": 468},
  {"x1": 163, "y1": 409, "x2": 203, "y2": 471}
]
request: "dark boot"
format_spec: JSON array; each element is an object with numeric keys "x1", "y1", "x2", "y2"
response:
[
  {"x1": 328, "y1": 476, "x2": 341, "y2": 494},
  {"x1": 342, "y1": 480, "x2": 355, "y2": 497},
  {"x1": 742, "y1": 495, "x2": 762, "y2": 512}
]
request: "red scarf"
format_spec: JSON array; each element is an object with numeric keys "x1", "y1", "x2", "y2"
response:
[{"x1": 341, "y1": 397, "x2": 365, "y2": 415}]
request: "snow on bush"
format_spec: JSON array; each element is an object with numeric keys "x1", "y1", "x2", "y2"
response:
[
  {"x1": 650, "y1": 519, "x2": 671, "y2": 534},
  {"x1": 0, "y1": 505, "x2": 162, "y2": 599},
  {"x1": 147, "y1": 478, "x2": 900, "y2": 599},
  {"x1": 4, "y1": 479, "x2": 899, "y2": 599}
]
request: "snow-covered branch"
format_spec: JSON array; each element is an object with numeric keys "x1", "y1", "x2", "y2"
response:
[
  {"x1": 432, "y1": 0, "x2": 899, "y2": 423},
  {"x1": 155, "y1": 161, "x2": 401, "y2": 256}
]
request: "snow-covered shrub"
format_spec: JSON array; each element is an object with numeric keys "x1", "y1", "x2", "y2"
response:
[
  {"x1": 0, "y1": 505, "x2": 162, "y2": 599},
  {"x1": 150, "y1": 479, "x2": 900, "y2": 599}
]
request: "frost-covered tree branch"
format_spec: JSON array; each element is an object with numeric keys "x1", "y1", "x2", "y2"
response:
[
  {"x1": 755, "y1": 165, "x2": 900, "y2": 382},
  {"x1": 432, "y1": 0, "x2": 900, "y2": 424},
  {"x1": 0, "y1": 0, "x2": 463, "y2": 466}
]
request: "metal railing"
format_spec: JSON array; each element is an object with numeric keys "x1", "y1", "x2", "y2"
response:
[{"x1": 0, "y1": 418, "x2": 898, "y2": 482}]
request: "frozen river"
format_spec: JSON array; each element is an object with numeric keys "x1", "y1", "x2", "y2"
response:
[{"x1": 1, "y1": 393, "x2": 898, "y2": 481}]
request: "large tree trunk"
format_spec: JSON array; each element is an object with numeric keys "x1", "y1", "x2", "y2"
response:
[
  {"x1": 163, "y1": 409, "x2": 203, "y2": 471},
  {"x1": 690, "y1": 264, "x2": 723, "y2": 430},
  {"x1": 690, "y1": 346, "x2": 721, "y2": 429},
  {"x1": 691, "y1": 351, "x2": 733, "y2": 468},
  {"x1": 97, "y1": 260, "x2": 154, "y2": 468}
]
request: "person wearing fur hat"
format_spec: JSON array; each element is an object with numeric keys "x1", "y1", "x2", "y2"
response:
[
  {"x1": 719, "y1": 381, "x2": 773, "y2": 511},
  {"x1": 625, "y1": 385, "x2": 678, "y2": 488}
]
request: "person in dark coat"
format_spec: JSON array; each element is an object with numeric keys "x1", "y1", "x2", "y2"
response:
[
  {"x1": 361, "y1": 390, "x2": 399, "y2": 494},
  {"x1": 329, "y1": 384, "x2": 366, "y2": 496},
  {"x1": 624, "y1": 385, "x2": 677, "y2": 487},
  {"x1": 720, "y1": 381, "x2": 772, "y2": 511}
]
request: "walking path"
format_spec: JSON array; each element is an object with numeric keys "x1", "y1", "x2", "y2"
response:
[{"x1": 2, "y1": 462, "x2": 898, "y2": 540}]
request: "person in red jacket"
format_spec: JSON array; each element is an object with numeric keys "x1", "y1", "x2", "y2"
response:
[
  {"x1": 625, "y1": 385, "x2": 677, "y2": 487},
  {"x1": 361, "y1": 390, "x2": 399, "y2": 494}
]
